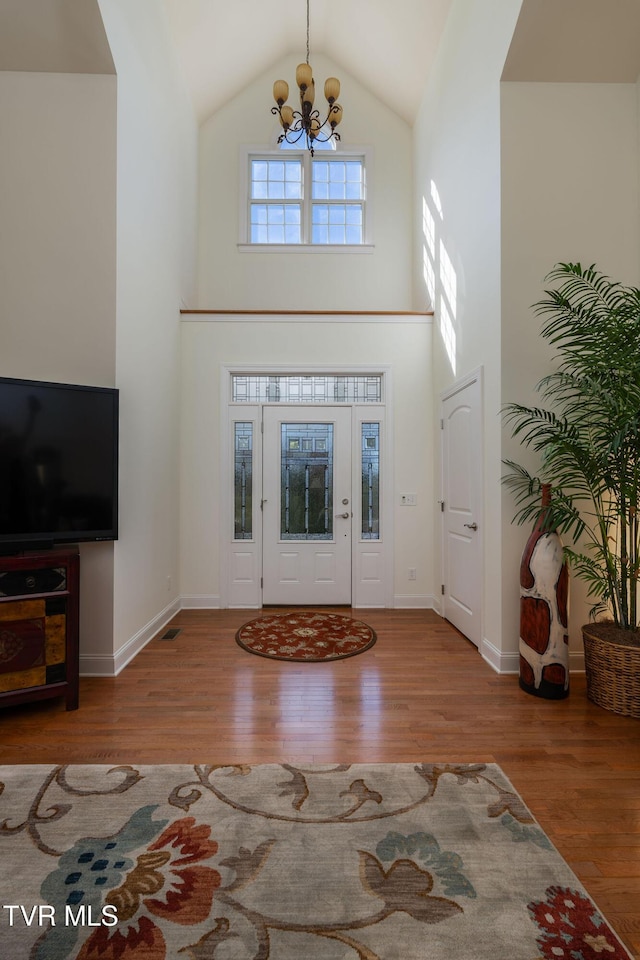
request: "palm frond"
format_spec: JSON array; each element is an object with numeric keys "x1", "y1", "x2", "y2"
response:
[{"x1": 502, "y1": 262, "x2": 640, "y2": 630}]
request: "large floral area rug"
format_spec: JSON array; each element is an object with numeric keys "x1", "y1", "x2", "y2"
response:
[
  {"x1": 0, "y1": 763, "x2": 633, "y2": 960},
  {"x1": 235, "y1": 611, "x2": 376, "y2": 661}
]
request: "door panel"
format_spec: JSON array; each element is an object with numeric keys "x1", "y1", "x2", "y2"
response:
[
  {"x1": 441, "y1": 374, "x2": 482, "y2": 646},
  {"x1": 263, "y1": 406, "x2": 352, "y2": 604}
]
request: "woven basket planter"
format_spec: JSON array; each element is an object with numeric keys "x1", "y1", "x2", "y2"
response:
[{"x1": 582, "y1": 624, "x2": 640, "y2": 718}]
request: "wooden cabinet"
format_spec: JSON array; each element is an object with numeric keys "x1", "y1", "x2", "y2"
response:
[{"x1": 0, "y1": 547, "x2": 79, "y2": 711}]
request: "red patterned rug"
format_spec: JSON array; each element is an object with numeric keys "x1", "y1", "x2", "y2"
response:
[{"x1": 235, "y1": 611, "x2": 376, "y2": 661}]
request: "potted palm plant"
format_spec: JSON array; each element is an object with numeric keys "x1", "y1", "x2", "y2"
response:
[{"x1": 503, "y1": 262, "x2": 640, "y2": 717}]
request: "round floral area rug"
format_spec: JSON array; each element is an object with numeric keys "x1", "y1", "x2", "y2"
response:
[{"x1": 235, "y1": 611, "x2": 376, "y2": 662}]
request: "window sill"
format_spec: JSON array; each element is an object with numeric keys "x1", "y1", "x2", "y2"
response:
[{"x1": 237, "y1": 243, "x2": 375, "y2": 255}]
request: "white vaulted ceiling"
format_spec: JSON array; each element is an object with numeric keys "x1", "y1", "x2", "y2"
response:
[
  {"x1": 162, "y1": 0, "x2": 640, "y2": 123},
  {"x1": 162, "y1": 0, "x2": 454, "y2": 124},
  {"x1": 0, "y1": 0, "x2": 453, "y2": 124},
  {"x1": 4, "y1": 0, "x2": 640, "y2": 129},
  {"x1": 0, "y1": 0, "x2": 114, "y2": 74},
  {"x1": 503, "y1": 0, "x2": 640, "y2": 83}
]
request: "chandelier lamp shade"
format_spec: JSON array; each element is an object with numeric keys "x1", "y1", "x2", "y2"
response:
[{"x1": 271, "y1": 1, "x2": 343, "y2": 155}]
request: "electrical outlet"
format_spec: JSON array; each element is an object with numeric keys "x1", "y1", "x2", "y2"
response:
[
  {"x1": 400, "y1": 493, "x2": 417, "y2": 506},
  {"x1": 408, "y1": 568, "x2": 416, "y2": 581}
]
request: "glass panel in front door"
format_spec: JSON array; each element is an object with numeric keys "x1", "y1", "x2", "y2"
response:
[
  {"x1": 233, "y1": 422, "x2": 253, "y2": 539},
  {"x1": 361, "y1": 422, "x2": 380, "y2": 539},
  {"x1": 280, "y1": 423, "x2": 333, "y2": 540}
]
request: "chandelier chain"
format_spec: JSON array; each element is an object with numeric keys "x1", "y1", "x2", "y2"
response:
[{"x1": 306, "y1": 0, "x2": 310, "y2": 65}]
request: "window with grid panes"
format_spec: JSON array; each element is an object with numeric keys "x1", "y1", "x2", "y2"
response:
[{"x1": 248, "y1": 152, "x2": 365, "y2": 246}]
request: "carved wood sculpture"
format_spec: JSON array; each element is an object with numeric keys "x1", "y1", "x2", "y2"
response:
[{"x1": 519, "y1": 484, "x2": 569, "y2": 699}]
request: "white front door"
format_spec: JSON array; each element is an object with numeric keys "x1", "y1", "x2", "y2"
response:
[
  {"x1": 262, "y1": 406, "x2": 352, "y2": 604},
  {"x1": 441, "y1": 372, "x2": 483, "y2": 647}
]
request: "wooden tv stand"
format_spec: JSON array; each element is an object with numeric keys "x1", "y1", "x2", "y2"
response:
[{"x1": 0, "y1": 547, "x2": 80, "y2": 711}]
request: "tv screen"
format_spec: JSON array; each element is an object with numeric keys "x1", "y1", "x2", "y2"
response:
[{"x1": 0, "y1": 377, "x2": 119, "y2": 551}]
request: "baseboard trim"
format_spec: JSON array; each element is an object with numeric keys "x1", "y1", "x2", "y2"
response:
[
  {"x1": 430, "y1": 596, "x2": 443, "y2": 616},
  {"x1": 569, "y1": 649, "x2": 585, "y2": 672},
  {"x1": 394, "y1": 594, "x2": 437, "y2": 609},
  {"x1": 78, "y1": 653, "x2": 119, "y2": 678},
  {"x1": 481, "y1": 638, "x2": 586, "y2": 676},
  {"x1": 80, "y1": 598, "x2": 181, "y2": 678},
  {"x1": 82, "y1": 596, "x2": 587, "y2": 683},
  {"x1": 180, "y1": 594, "x2": 222, "y2": 609},
  {"x1": 481, "y1": 637, "x2": 519, "y2": 675}
]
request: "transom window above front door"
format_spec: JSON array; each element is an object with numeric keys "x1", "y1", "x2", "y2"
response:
[{"x1": 231, "y1": 374, "x2": 382, "y2": 404}]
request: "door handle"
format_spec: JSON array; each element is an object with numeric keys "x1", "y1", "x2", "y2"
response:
[
  {"x1": 335, "y1": 512, "x2": 351, "y2": 519},
  {"x1": 464, "y1": 522, "x2": 478, "y2": 531}
]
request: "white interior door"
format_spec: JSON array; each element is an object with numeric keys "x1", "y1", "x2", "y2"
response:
[
  {"x1": 262, "y1": 406, "x2": 352, "y2": 604},
  {"x1": 441, "y1": 373, "x2": 483, "y2": 647}
]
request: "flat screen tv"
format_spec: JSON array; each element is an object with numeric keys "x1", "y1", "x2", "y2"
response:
[{"x1": 0, "y1": 377, "x2": 119, "y2": 553}]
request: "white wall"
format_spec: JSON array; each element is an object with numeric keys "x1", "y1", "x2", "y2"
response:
[
  {"x1": 412, "y1": 0, "x2": 523, "y2": 663},
  {"x1": 197, "y1": 54, "x2": 413, "y2": 311},
  {"x1": 0, "y1": 4, "x2": 198, "y2": 675},
  {"x1": 500, "y1": 81, "x2": 640, "y2": 664},
  {"x1": 97, "y1": 0, "x2": 198, "y2": 673},
  {"x1": 179, "y1": 317, "x2": 434, "y2": 608},
  {"x1": 0, "y1": 69, "x2": 118, "y2": 662}
]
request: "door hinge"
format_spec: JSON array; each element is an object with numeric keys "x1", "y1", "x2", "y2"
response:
[
  {"x1": 440, "y1": 419, "x2": 444, "y2": 429},
  {"x1": 441, "y1": 584, "x2": 445, "y2": 595},
  {"x1": 260, "y1": 577, "x2": 263, "y2": 588},
  {"x1": 440, "y1": 500, "x2": 444, "y2": 512},
  {"x1": 261, "y1": 420, "x2": 264, "y2": 433}
]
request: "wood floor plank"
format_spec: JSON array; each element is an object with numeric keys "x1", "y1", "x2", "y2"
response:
[{"x1": 0, "y1": 607, "x2": 638, "y2": 956}]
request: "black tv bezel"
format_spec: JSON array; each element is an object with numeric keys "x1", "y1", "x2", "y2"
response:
[{"x1": 0, "y1": 376, "x2": 119, "y2": 553}]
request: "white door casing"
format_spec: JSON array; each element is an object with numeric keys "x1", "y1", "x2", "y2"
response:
[
  {"x1": 222, "y1": 365, "x2": 392, "y2": 610},
  {"x1": 262, "y1": 405, "x2": 352, "y2": 604},
  {"x1": 441, "y1": 370, "x2": 483, "y2": 647}
]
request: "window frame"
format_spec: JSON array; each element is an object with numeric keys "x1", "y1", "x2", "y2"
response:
[{"x1": 239, "y1": 144, "x2": 374, "y2": 253}]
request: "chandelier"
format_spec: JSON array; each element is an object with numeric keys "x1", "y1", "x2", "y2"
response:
[{"x1": 271, "y1": 0, "x2": 343, "y2": 156}]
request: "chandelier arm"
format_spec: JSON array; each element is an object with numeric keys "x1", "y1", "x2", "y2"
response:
[{"x1": 280, "y1": 127, "x2": 307, "y2": 145}]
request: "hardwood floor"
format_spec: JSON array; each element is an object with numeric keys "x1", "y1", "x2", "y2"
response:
[{"x1": 1, "y1": 607, "x2": 639, "y2": 957}]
